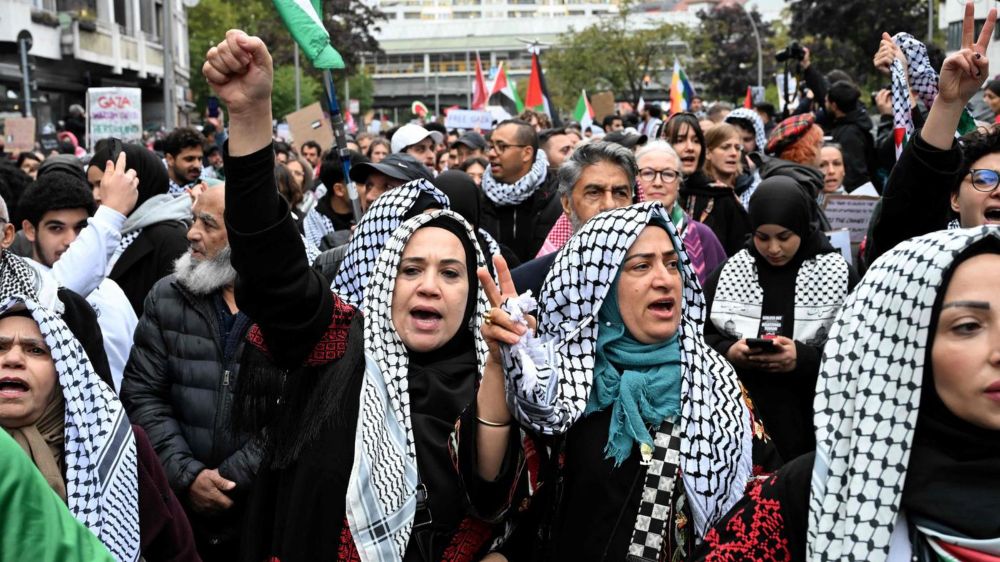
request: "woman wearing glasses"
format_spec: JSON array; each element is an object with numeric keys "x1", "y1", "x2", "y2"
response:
[
  {"x1": 865, "y1": 4, "x2": 999, "y2": 266},
  {"x1": 703, "y1": 177, "x2": 858, "y2": 461},
  {"x1": 635, "y1": 141, "x2": 727, "y2": 285}
]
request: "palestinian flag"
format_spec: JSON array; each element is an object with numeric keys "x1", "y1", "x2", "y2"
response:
[
  {"x1": 525, "y1": 48, "x2": 560, "y2": 125},
  {"x1": 490, "y1": 62, "x2": 523, "y2": 112},
  {"x1": 471, "y1": 52, "x2": 490, "y2": 110},
  {"x1": 574, "y1": 89, "x2": 594, "y2": 130},
  {"x1": 272, "y1": 0, "x2": 344, "y2": 69}
]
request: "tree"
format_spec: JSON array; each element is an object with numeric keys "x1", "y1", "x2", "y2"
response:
[
  {"x1": 788, "y1": 0, "x2": 928, "y2": 88},
  {"x1": 546, "y1": 4, "x2": 689, "y2": 112},
  {"x1": 272, "y1": 65, "x2": 323, "y2": 119},
  {"x1": 186, "y1": 0, "x2": 384, "y2": 117},
  {"x1": 690, "y1": 4, "x2": 775, "y2": 100}
]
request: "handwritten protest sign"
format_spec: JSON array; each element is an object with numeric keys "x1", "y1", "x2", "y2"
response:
[
  {"x1": 444, "y1": 110, "x2": 493, "y2": 131},
  {"x1": 87, "y1": 87, "x2": 142, "y2": 148},
  {"x1": 823, "y1": 195, "x2": 879, "y2": 244},
  {"x1": 4, "y1": 117, "x2": 35, "y2": 152},
  {"x1": 285, "y1": 102, "x2": 333, "y2": 150}
]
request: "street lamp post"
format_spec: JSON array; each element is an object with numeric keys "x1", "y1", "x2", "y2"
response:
[{"x1": 726, "y1": 1, "x2": 763, "y2": 88}]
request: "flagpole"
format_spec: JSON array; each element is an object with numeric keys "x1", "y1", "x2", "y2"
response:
[{"x1": 321, "y1": 70, "x2": 363, "y2": 222}]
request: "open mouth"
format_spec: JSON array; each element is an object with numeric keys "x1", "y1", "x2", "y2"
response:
[
  {"x1": 410, "y1": 307, "x2": 443, "y2": 330},
  {"x1": 0, "y1": 377, "x2": 29, "y2": 396},
  {"x1": 648, "y1": 298, "x2": 675, "y2": 316},
  {"x1": 984, "y1": 208, "x2": 1000, "y2": 223}
]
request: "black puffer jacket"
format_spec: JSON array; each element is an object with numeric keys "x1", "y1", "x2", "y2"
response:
[
  {"x1": 480, "y1": 169, "x2": 561, "y2": 263},
  {"x1": 121, "y1": 275, "x2": 260, "y2": 542}
]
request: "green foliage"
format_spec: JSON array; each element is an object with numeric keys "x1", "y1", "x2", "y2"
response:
[
  {"x1": 546, "y1": 5, "x2": 690, "y2": 112},
  {"x1": 271, "y1": 65, "x2": 323, "y2": 119},
  {"x1": 788, "y1": 0, "x2": 931, "y2": 89},
  {"x1": 186, "y1": 0, "x2": 384, "y2": 117},
  {"x1": 347, "y1": 71, "x2": 375, "y2": 114},
  {"x1": 689, "y1": 4, "x2": 775, "y2": 100}
]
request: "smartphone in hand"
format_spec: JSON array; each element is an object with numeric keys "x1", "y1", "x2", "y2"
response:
[{"x1": 746, "y1": 337, "x2": 778, "y2": 354}]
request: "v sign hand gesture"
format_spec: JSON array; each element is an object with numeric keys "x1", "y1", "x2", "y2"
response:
[
  {"x1": 922, "y1": 3, "x2": 997, "y2": 150},
  {"x1": 478, "y1": 255, "x2": 533, "y2": 363},
  {"x1": 938, "y1": 2, "x2": 996, "y2": 107}
]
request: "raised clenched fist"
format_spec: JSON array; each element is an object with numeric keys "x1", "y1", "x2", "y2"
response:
[{"x1": 202, "y1": 29, "x2": 273, "y2": 117}]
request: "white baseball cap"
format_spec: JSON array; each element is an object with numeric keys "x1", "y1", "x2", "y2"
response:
[{"x1": 390, "y1": 124, "x2": 444, "y2": 154}]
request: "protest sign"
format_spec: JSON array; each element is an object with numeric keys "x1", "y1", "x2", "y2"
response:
[
  {"x1": 285, "y1": 102, "x2": 333, "y2": 150},
  {"x1": 823, "y1": 195, "x2": 879, "y2": 244},
  {"x1": 87, "y1": 87, "x2": 142, "y2": 147},
  {"x1": 444, "y1": 110, "x2": 493, "y2": 131},
  {"x1": 4, "y1": 117, "x2": 35, "y2": 152},
  {"x1": 591, "y1": 91, "x2": 616, "y2": 123}
]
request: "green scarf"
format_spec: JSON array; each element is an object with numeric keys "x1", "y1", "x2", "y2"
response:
[{"x1": 585, "y1": 268, "x2": 682, "y2": 466}]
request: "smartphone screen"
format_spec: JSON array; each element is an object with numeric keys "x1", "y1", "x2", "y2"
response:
[{"x1": 207, "y1": 96, "x2": 220, "y2": 118}]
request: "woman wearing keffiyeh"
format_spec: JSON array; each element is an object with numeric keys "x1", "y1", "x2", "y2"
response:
[
  {"x1": 0, "y1": 297, "x2": 198, "y2": 561},
  {"x1": 205, "y1": 31, "x2": 511, "y2": 562},
  {"x1": 694, "y1": 226, "x2": 1000, "y2": 562},
  {"x1": 455, "y1": 203, "x2": 780, "y2": 562}
]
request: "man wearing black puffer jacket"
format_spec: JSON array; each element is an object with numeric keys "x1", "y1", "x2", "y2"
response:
[{"x1": 122, "y1": 184, "x2": 260, "y2": 562}]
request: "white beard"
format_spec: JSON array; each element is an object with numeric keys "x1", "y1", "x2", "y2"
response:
[{"x1": 173, "y1": 246, "x2": 236, "y2": 296}]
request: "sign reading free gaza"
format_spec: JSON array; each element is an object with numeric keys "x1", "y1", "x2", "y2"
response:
[{"x1": 87, "y1": 87, "x2": 143, "y2": 148}]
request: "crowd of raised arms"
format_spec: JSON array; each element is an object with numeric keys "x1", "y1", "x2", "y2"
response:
[{"x1": 1, "y1": 5, "x2": 1000, "y2": 562}]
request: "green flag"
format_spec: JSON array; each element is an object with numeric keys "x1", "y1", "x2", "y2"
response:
[{"x1": 272, "y1": 0, "x2": 345, "y2": 70}]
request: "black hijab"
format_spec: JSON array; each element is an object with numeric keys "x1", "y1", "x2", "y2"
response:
[
  {"x1": 431, "y1": 170, "x2": 481, "y2": 229},
  {"x1": 89, "y1": 139, "x2": 170, "y2": 214},
  {"x1": 902, "y1": 237, "x2": 1000, "y2": 539},
  {"x1": 747, "y1": 176, "x2": 834, "y2": 265}
]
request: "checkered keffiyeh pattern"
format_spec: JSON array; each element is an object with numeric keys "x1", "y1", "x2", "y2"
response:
[
  {"x1": 500, "y1": 202, "x2": 753, "y2": 555},
  {"x1": 331, "y1": 179, "x2": 450, "y2": 309},
  {"x1": 536, "y1": 214, "x2": 574, "y2": 258},
  {"x1": 766, "y1": 113, "x2": 816, "y2": 156},
  {"x1": 345, "y1": 210, "x2": 489, "y2": 562},
  {"x1": 807, "y1": 227, "x2": 1000, "y2": 562},
  {"x1": 1, "y1": 296, "x2": 140, "y2": 561},
  {"x1": 628, "y1": 418, "x2": 684, "y2": 561}
]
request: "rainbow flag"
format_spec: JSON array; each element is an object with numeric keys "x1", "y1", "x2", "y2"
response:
[{"x1": 668, "y1": 59, "x2": 695, "y2": 115}]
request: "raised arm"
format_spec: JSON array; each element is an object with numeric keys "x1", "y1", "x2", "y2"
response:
[{"x1": 204, "y1": 30, "x2": 333, "y2": 367}]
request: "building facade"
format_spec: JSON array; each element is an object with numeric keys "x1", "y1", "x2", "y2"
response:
[{"x1": 0, "y1": 0, "x2": 194, "y2": 146}]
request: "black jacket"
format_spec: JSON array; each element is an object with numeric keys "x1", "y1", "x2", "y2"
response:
[
  {"x1": 680, "y1": 172, "x2": 752, "y2": 257},
  {"x1": 122, "y1": 276, "x2": 260, "y2": 544},
  {"x1": 829, "y1": 108, "x2": 879, "y2": 191},
  {"x1": 863, "y1": 132, "x2": 961, "y2": 267},
  {"x1": 110, "y1": 221, "x2": 190, "y2": 314},
  {"x1": 480, "y1": 170, "x2": 562, "y2": 263}
]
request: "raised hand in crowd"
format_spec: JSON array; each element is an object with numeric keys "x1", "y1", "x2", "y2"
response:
[
  {"x1": 874, "y1": 89, "x2": 893, "y2": 116},
  {"x1": 203, "y1": 29, "x2": 273, "y2": 156},
  {"x1": 98, "y1": 150, "x2": 139, "y2": 216},
  {"x1": 873, "y1": 31, "x2": 908, "y2": 76},
  {"x1": 923, "y1": 2, "x2": 996, "y2": 149}
]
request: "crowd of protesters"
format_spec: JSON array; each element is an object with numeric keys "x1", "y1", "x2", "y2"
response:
[{"x1": 1, "y1": 4, "x2": 1000, "y2": 562}]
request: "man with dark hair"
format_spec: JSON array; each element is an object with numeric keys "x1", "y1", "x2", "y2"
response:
[
  {"x1": 825, "y1": 80, "x2": 878, "y2": 191},
  {"x1": 164, "y1": 127, "x2": 206, "y2": 194},
  {"x1": 15, "y1": 166, "x2": 138, "y2": 388},
  {"x1": 511, "y1": 141, "x2": 637, "y2": 295},
  {"x1": 602, "y1": 114, "x2": 625, "y2": 133},
  {"x1": 480, "y1": 118, "x2": 562, "y2": 262},
  {"x1": 540, "y1": 128, "x2": 578, "y2": 168},
  {"x1": 451, "y1": 131, "x2": 487, "y2": 164},
  {"x1": 204, "y1": 145, "x2": 225, "y2": 180},
  {"x1": 639, "y1": 104, "x2": 663, "y2": 136},
  {"x1": 755, "y1": 102, "x2": 777, "y2": 135},
  {"x1": 122, "y1": 184, "x2": 261, "y2": 562},
  {"x1": 300, "y1": 140, "x2": 322, "y2": 170}
]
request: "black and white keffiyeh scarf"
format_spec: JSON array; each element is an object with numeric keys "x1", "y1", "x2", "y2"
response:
[
  {"x1": 331, "y1": 180, "x2": 450, "y2": 308},
  {"x1": 500, "y1": 202, "x2": 753, "y2": 547},
  {"x1": 303, "y1": 207, "x2": 336, "y2": 249},
  {"x1": 481, "y1": 149, "x2": 550, "y2": 206},
  {"x1": 0, "y1": 250, "x2": 63, "y2": 313},
  {"x1": 807, "y1": 227, "x2": 1000, "y2": 562},
  {"x1": 345, "y1": 210, "x2": 489, "y2": 562},
  {"x1": 710, "y1": 249, "x2": 849, "y2": 344},
  {"x1": 0, "y1": 296, "x2": 140, "y2": 561}
]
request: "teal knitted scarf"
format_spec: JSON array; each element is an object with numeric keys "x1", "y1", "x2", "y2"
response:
[{"x1": 585, "y1": 267, "x2": 682, "y2": 466}]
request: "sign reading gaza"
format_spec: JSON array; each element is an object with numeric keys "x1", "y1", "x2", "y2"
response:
[
  {"x1": 87, "y1": 87, "x2": 143, "y2": 148},
  {"x1": 444, "y1": 110, "x2": 493, "y2": 131}
]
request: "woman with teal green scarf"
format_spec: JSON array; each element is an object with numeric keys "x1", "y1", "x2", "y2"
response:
[{"x1": 454, "y1": 203, "x2": 779, "y2": 562}]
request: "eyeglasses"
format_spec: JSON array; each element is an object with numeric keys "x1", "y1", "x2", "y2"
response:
[
  {"x1": 969, "y1": 169, "x2": 1000, "y2": 193},
  {"x1": 487, "y1": 141, "x2": 527, "y2": 153},
  {"x1": 637, "y1": 168, "x2": 682, "y2": 184}
]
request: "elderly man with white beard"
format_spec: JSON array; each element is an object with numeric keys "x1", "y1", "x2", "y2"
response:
[{"x1": 121, "y1": 184, "x2": 261, "y2": 562}]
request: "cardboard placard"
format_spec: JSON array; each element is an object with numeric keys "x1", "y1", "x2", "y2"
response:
[
  {"x1": 823, "y1": 195, "x2": 879, "y2": 244},
  {"x1": 590, "y1": 91, "x2": 616, "y2": 124},
  {"x1": 444, "y1": 109, "x2": 493, "y2": 131},
  {"x1": 4, "y1": 117, "x2": 35, "y2": 152},
  {"x1": 285, "y1": 102, "x2": 333, "y2": 151},
  {"x1": 39, "y1": 133, "x2": 59, "y2": 152},
  {"x1": 87, "y1": 87, "x2": 143, "y2": 148}
]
